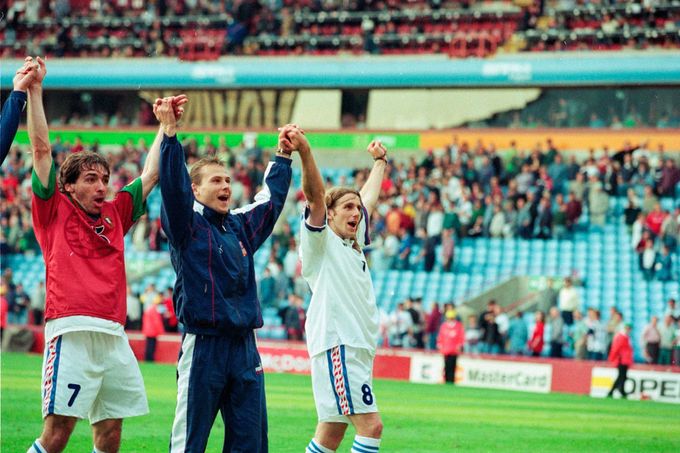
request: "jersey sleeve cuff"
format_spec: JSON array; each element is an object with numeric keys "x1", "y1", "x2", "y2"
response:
[
  {"x1": 121, "y1": 177, "x2": 146, "y2": 221},
  {"x1": 31, "y1": 162, "x2": 57, "y2": 200},
  {"x1": 303, "y1": 205, "x2": 326, "y2": 232},
  {"x1": 274, "y1": 155, "x2": 293, "y2": 166},
  {"x1": 11, "y1": 90, "x2": 28, "y2": 102}
]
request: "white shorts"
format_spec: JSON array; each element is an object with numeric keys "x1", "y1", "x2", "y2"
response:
[
  {"x1": 41, "y1": 330, "x2": 149, "y2": 424},
  {"x1": 310, "y1": 345, "x2": 378, "y2": 423}
]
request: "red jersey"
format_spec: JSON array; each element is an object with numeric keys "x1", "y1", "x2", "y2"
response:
[
  {"x1": 529, "y1": 321, "x2": 545, "y2": 354},
  {"x1": 608, "y1": 331, "x2": 634, "y2": 366},
  {"x1": 437, "y1": 320, "x2": 465, "y2": 355},
  {"x1": 1, "y1": 295, "x2": 7, "y2": 328},
  {"x1": 32, "y1": 164, "x2": 145, "y2": 325},
  {"x1": 142, "y1": 304, "x2": 165, "y2": 338}
]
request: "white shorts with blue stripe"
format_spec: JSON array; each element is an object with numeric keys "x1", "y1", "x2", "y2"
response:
[
  {"x1": 310, "y1": 345, "x2": 378, "y2": 423},
  {"x1": 41, "y1": 331, "x2": 148, "y2": 423}
]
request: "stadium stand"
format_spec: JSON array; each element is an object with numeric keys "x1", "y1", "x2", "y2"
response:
[{"x1": 2, "y1": 1, "x2": 678, "y2": 58}]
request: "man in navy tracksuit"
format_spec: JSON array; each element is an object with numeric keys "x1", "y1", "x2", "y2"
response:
[{"x1": 155, "y1": 97, "x2": 294, "y2": 452}]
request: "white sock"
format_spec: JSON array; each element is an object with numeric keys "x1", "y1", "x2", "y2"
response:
[
  {"x1": 351, "y1": 435, "x2": 381, "y2": 453},
  {"x1": 27, "y1": 439, "x2": 47, "y2": 453},
  {"x1": 306, "y1": 438, "x2": 335, "y2": 453},
  {"x1": 93, "y1": 447, "x2": 107, "y2": 453}
]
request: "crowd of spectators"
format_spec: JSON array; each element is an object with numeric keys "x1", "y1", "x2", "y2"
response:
[
  {"x1": 367, "y1": 293, "x2": 680, "y2": 365},
  {"x1": 1, "y1": 131, "x2": 679, "y2": 362},
  {"x1": 1, "y1": 0, "x2": 678, "y2": 58},
  {"x1": 474, "y1": 92, "x2": 680, "y2": 130}
]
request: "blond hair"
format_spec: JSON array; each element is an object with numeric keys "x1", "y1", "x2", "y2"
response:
[
  {"x1": 325, "y1": 187, "x2": 363, "y2": 214},
  {"x1": 325, "y1": 187, "x2": 364, "y2": 251},
  {"x1": 189, "y1": 156, "x2": 225, "y2": 185}
]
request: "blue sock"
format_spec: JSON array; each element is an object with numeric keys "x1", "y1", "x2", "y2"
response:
[
  {"x1": 26, "y1": 439, "x2": 47, "y2": 453},
  {"x1": 306, "y1": 438, "x2": 335, "y2": 453},
  {"x1": 351, "y1": 435, "x2": 380, "y2": 453}
]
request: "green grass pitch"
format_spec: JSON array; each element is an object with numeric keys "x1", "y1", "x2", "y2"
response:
[{"x1": 2, "y1": 352, "x2": 679, "y2": 452}]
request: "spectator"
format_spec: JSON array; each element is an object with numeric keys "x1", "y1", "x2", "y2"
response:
[
  {"x1": 640, "y1": 241, "x2": 657, "y2": 280},
  {"x1": 494, "y1": 304, "x2": 510, "y2": 354},
  {"x1": 126, "y1": 284, "x2": 142, "y2": 330},
  {"x1": 548, "y1": 307, "x2": 565, "y2": 358},
  {"x1": 658, "y1": 315, "x2": 675, "y2": 365},
  {"x1": 655, "y1": 245, "x2": 673, "y2": 281},
  {"x1": 624, "y1": 192, "x2": 642, "y2": 230},
  {"x1": 641, "y1": 185, "x2": 659, "y2": 215},
  {"x1": 586, "y1": 308, "x2": 607, "y2": 361},
  {"x1": 528, "y1": 311, "x2": 545, "y2": 357},
  {"x1": 674, "y1": 318, "x2": 680, "y2": 366},
  {"x1": 142, "y1": 298, "x2": 165, "y2": 362},
  {"x1": 588, "y1": 182, "x2": 609, "y2": 227},
  {"x1": 606, "y1": 309, "x2": 624, "y2": 354},
  {"x1": 645, "y1": 203, "x2": 667, "y2": 237},
  {"x1": 537, "y1": 277, "x2": 559, "y2": 314},
  {"x1": 161, "y1": 287, "x2": 178, "y2": 333},
  {"x1": 479, "y1": 301, "x2": 500, "y2": 354},
  {"x1": 283, "y1": 294, "x2": 306, "y2": 341},
  {"x1": 557, "y1": 277, "x2": 580, "y2": 325},
  {"x1": 465, "y1": 314, "x2": 482, "y2": 354},
  {"x1": 390, "y1": 302, "x2": 412, "y2": 347},
  {"x1": 424, "y1": 303, "x2": 442, "y2": 350},
  {"x1": 665, "y1": 299, "x2": 680, "y2": 321},
  {"x1": 658, "y1": 158, "x2": 680, "y2": 197},
  {"x1": 29, "y1": 281, "x2": 45, "y2": 325},
  {"x1": 436, "y1": 309, "x2": 465, "y2": 384},
  {"x1": 607, "y1": 323, "x2": 634, "y2": 399},
  {"x1": 407, "y1": 298, "x2": 426, "y2": 349},
  {"x1": 0, "y1": 285, "x2": 7, "y2": 341},
  {"x1": 440, "y1": 228, "x2": 455, "y2": 272},
  {"x1": 139, "y1": 283, "x2": 161, "y2": 308},
  {"x1": 660, "y1": 207, "x2": 679, "y2": 249},
  {"x1": 535, "y1": 196, "x2": 553, "y2": 239},
  {"x1": 8, "y1": 283, "x2": 29, "y2": 325},
  {"x1": 565, "y1": 191, "x2": 582, "y2": 231},
  {"x1": 570, "y1": 310, "x2": 588, "y2": 360},
  {"x1": 507, "y1": 311, "x2": 528, "y2": 355},
  {"x1": 258, "y1": 267, "x2": 277, "y2": 309},
  {"x1": 641, "y1": 316, "x2": 661, "y2": 364}
]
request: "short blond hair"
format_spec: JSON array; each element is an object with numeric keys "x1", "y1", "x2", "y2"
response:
[{"x1": 189, "y1": 156, "x2": 225, "y2": 185}]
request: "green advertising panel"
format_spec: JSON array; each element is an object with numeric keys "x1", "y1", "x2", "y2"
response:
[{"x1": 13, "y1": 130, "x2": 421, "y2": 150}]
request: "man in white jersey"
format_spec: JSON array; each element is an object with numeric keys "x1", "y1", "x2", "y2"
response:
[{"x1": 289, "y1": 127, "x2": 387, "y2": 453}]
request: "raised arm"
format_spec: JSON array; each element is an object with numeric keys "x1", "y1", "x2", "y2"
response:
[
  {"x1": 1, "y1": 58, "x2": 38, "y2": 165},
  {"x1": 140, "y1": 95, "x2": 187, "y2": 200},
  {"x1": 26, "y1": 57, "x2": 52, "y2": 186},
  {"x1": 231, "y1": 126, "x2": 295, "y2": 251},
  {"x1": 359, "y1": 140, "x2": 388, "y2": 218},
  {"x1": 157, "y1": 95, "x2": 195, "y2": 246},
  {"x1": 287, "y1": 125, "x2": 325, "y2": 227}
]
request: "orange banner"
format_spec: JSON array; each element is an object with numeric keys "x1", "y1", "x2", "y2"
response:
[{"x1": 420, "y1": 129, "x2": 680, "y2": 152}]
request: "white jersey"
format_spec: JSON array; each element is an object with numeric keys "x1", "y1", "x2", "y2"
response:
[{"x1": 300, "y1": 207, "x2": 379, "y2": 357}]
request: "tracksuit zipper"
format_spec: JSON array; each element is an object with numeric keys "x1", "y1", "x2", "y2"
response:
[{"x1": 221, "y1": 220, "x2": 244, "y2": 323}]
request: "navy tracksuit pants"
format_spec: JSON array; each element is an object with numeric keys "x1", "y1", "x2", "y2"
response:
[{"x1": 170, "y1": 331, "x2": 267, "y2": 452}]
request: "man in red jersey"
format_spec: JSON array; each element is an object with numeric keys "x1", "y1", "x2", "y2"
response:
[{"x1": 24, "y1": 57, "x2": 184, "y2": 453}]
